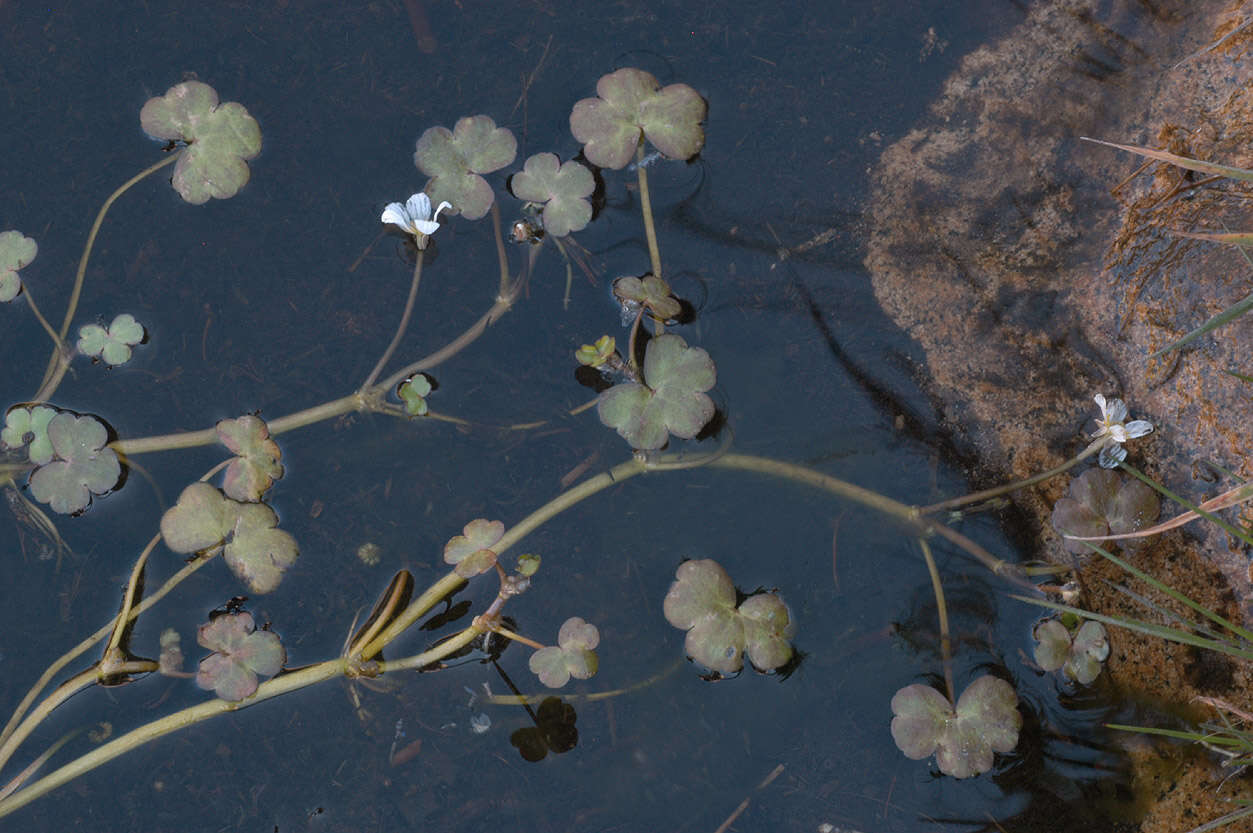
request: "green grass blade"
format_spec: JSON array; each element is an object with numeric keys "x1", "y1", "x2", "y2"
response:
[
  {"x1": 1083, "y1": 540, "x2": 1253, "y2": 644},
  {"x1": 1119, "y1": 463, "x2": 1253, "y2": 550},
  {"x1": 1149, "y1": 288, "x2": 1253, "y2": 358},
  {"x1": 1083, "y1": 137, "x2": 1253, "y2": 181},
  {"x1": 1104, "y1": 723, "x2": 1248, "y2": 747}
]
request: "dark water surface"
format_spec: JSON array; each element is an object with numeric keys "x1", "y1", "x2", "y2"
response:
[{"x1": 0, "y1": 2, "x2": 1157, "y2": 831}]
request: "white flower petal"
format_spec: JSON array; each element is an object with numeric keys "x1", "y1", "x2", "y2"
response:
[
  {"x1": 1108, "y1": 425, "x2": 1128, "y2": 443},
  {"x1": 1105, "y1": 398, "x2": 1128, "y2": 423},
  {"x1": 1093, "y1": 393, "x2": 1108, "y2": 413},
  {"x1": 1098, "y1": 444, "x2": 1126, "y2": 469},
  {"x1": 405, "y1": 192, "x2": 433, "y2": 220},
  {"x1": 381, "y1": 203, "x2": 409, "y2": 227},
  {"x1": 1124, "y1": 420, "x2": 1153, "y2": 439},
  {"x1": 411, "y1": 218, "x2": 440, "y2": 235},
  {"x1": 433, "y1": 200, "x2": 452, "y2": 221}
]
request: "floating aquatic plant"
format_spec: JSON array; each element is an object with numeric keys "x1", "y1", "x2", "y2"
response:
[
  {"x1": 28, "y1": 412, "x2": 121, "y2": 515},
  {"x1": 159, "y1": 482, "x2": 299, "y2": 593},
  {"x1": 1033, "y1": 618, "x2": 1109, "y2": 684},
  {"x1": 195, "y1": 611, "x2": 285, "y2": 701},
  {"x1": 398, "y1": 374, "x2": 432, "y2": 416},
  {"x1": 380, "y1": 192, "x2": 452, "y2": 249},
  {"x1": 529, "y1": 616, "x2": 600, "y2": 688},
  {"x1": 612, "y1": 274, "x2": 681, "y2": 322},
  {"x1": 77, "y1": 313, "x2": 144, "y2": 367},
  {"x1": 662, "y1": 558, "x2": 794, "y2": 675},
  {"x1": 508, "y1": 152, "x2": 595, "y2": 237},
  {"x1": 575, "y1": 335, "x2": 616, "y2": 368},
  {"x1": 2, "y1": 404, "x2": 57, "y2": 465},
  {"x1": 1089, "y1": 394, "x2": 1153, "y2": 469},
  {"x1": 1050, "y1": 467, "x2": 1159, "y2": 554},
  {"x1": 216, "y1": 415, "x2": 283, "y2": 502},
  {"x1": 890, "y1": 675, "x2": 1021, "y2": 778},
  {"x1": 413, "y1": 115, "x2": 517, "y2": 220},
  {"x1": 0, "y1": 230, "x2": 36, "y2": 303},
  {"x1": 139, "y1": 81, "x2": 262, "y2": 205},
  {"x1": 569, "y1": 68, "x2": 707, "y2": 170},
  {"x1": 597, "y1": 333, "x2": 715, "y2": 450},
  {"x1": 443, "y1": 518, "x2": 505, "y2": 578}
]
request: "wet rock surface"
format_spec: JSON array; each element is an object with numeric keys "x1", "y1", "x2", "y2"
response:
[{"x1": 866, "y1": 1, "x2": 1253, "y2": 828}]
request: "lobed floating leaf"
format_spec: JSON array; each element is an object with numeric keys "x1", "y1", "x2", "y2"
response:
[
  {"x1": 1034, "y1": 618, "x2": 1108, "y2": 684},
  {"x1": 1051, "y1": 468, "x2": 1159, "y2": 554},
  {"x1": 443, "y1": 518, "x2": 505, "y2": 578},
  {"x1": 890, "y1": 675, "x2": 1021, "y2": 778},
  {"x1": 529, "y1": 616, "x2": 601, "y2": 688},
  {"x1": 77, "y1": 313, "x2": 145, "y2": 366},
  {"x1": 509, "y1": 152, "x2": 594, "y2": 236},
  {"x1": 399, "y1": 374, "x2": 432, "y2": 416},
  {"x1": 662, "y1": 559, "x2": 794, "y2": 674},
  {"x1": 140, "y1": 81, "x2": 262, "y2": 205},
  {"x1": 612, "y1": 274, "x2": 680, "y2": 322},
  {"x1": 569, "y1": 68, "x2": 706, "y2": 170},
  {"x1": 597, "y1": 333, "x2": 715, "y2": 450},
  {"x1": 216, "y1": 415, "x2": 283, "y2": 501},
  {"x1": 196, "y1": 611, "x2": 285, "y2": 701},
  {"x1": 0, "y1": 230, "x2": 36, "y2": 302},
  {"x1": 414, "y1": 115, "x2": 517, "y2": 220},
  {"x1": 28, "y1": 412, "x2": 121, "y2": 515},
  {"x1": 160, "y1": 482, "x2": 298, "y2": 593},
  {"x1": 2, "y1": 404, "x2": 58, "y2": 465}
]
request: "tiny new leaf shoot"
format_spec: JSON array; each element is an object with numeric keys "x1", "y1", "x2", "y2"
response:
[
  {"x1": 139, "y1": 81, "x2": 262, "y2": 205},
  {"x1": 399, "y1": 374, "x2": 433, "y2": 416},
  {"x1": 575, "y1": 335, "x2": 616, "y2": 368}
]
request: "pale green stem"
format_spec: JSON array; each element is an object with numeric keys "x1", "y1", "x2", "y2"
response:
[
  {"x1": 0, "y1": 622, "x2": 488, "y2": 819},
  {"x1": 20, "y1": 287, "x2": 64, "y2": 356},
  {"x1": 918, "y1": 437, "x2": 1104, "y2": 516},
  {"x1": 34, "y1": 152, "x2": 181, "y2": 403},
  {"x1": 918, "y1": 537, "x2": 955, "y2": 704},
  {"x1": 361, "y1": 251, "x2": 424, "y2": 391},
  {"x1": 0, "y1": 552, "x2": 218, "y2": 763},
  {"x1": 635, "y1": 143, "x2": 663, "y2": 280}
]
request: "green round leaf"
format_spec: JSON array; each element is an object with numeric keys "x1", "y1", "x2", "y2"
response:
[
  {"x1": 216, "y1": 415, "x2": 284, "y2": 501},
  {"x1": 569, "y1": 68, "x2": 707, "y2": 170},
  {"x1": 196, "y1": 611, "x2": 285, "y2": 701},
  {"x1": 597, "y1": 333, "x2": 715, "y2": 450},
  {"x1": 2, "y1": 404, "x2": 57, "y2": 465},
  {"x1": 444, "y1": 518, "x2": 505, "y2": 565},
  {"x1": 160, "y1": 482, "x2": 236, "y2": 554},
  {"x1": 0, "y1": 230, "x2": 36, "y2": 302},
  {"x1": 140, "y1": 81, "x2": 262, "y2": 205},
  {"x1": 1032, "y1": 618, "x2": 1070, "y2": 672},
  {"x1": 414, "y1": 115, "x2": 517, "y2": 220},
  {"x1": 28, "y1": 412, "x2": 121, "y2": 515},
  {"x1": 510, "y1": 152, "x2": 594, "y2": 237},
  {"x1": 225, "y1": 502, "x2": 299, "y2": 593},
  {"x1": 891, "y1": 675, "x2": 1021, "y2": 778}
]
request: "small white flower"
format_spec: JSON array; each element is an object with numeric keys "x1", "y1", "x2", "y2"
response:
[
  {"x1": 1090, "y1": 393, "x2": 1153, "y2": 468},
  {"x1": 380, "y1": 192, "x2": 452, "y2": 249}
]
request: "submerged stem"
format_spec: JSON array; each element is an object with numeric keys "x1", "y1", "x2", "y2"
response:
[
  {"x1": 635, "y1": 143, "x2": 663, "y2": 280},
  {"x1": 34, "y1": 152, "x2": 181, "y2": 403},
  {"x1": 362, "y1": 250, "x2": 424, "y2": 391}
]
